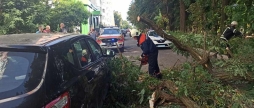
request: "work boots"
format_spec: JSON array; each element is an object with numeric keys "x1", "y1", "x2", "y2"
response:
[{"x1": 152, "y1": 72, "x2": 162, "y2": 79}]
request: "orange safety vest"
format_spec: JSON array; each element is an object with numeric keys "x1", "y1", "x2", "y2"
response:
[
  {"x1": 139, "y1": 33, "x2": 146, "y2": 45},
  {"x1": 81, "y1": 56, "x2": 87, "y2": 62}
]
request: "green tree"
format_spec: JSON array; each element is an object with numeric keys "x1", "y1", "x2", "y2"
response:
[
  {"x1": 0, "y1": 0, "x2": 46, "y2": 34},
  {"x1": 49, "y1": 0, "x2": 90, "y2": 32},
  {"x1": 114, "y1": 11, "x2": 122, "y2": 27},
  {"x1": 128, "y1": 0, "x2": 254, "y2": 34},
  {"x1": 0, "y1": 0, "x2": 90, "y2": 34},
  {"x1": 125, "y1": 0, "x2": 254, "y2": 107},
  {"x1": 121, "y1": 20, "x2": 131, "y2": 29}
]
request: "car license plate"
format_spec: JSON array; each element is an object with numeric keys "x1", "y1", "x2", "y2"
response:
[
  {"x1": 106, "y1": 42, "x2": 115, "y2": 46},
  {"x1": 157, "y1": 45, "x2": 165, "y2": 47}
]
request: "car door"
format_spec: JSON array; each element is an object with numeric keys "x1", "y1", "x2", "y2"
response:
[
  {"x1": 85, "y1": 38, "x2": 110, "y2": 107},
  {"x1": 69, "y1": 38, "x2": 99, "y2": 108}
]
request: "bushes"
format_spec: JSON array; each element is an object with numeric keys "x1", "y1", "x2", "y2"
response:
[{"x1": 103, "y1": 57, "x2": 160, "y2": 108}]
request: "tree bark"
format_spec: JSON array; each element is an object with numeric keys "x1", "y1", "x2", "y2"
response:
[
  {"x1": 179, "y1": 0, "x2": 186, "y2": 32},
  {"x1": 153, "y1": 90, "x2": 184, "y2": 105},
  {"x1": 220, "y1": 0, "x2": 229, "y2": 34},
  {"x1": 162, "y1": 80, "x2": 200, "y2": 108}
]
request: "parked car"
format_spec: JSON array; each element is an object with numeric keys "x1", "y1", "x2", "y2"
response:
[
  {"x1": 0, "y1": 33, "x2": 115, "y2": 108},
  {"x1": 146, "y1": 30, "x2": 172, "y2": 48},
  {"x1": 96, "y1": 28, "x2": 125, "y2": 52}
]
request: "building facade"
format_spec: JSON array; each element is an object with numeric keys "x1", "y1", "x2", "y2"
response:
[
  {"x1": 80, "y1": 0, "x2": 115, "y2": 34},
  {"x1": 77, "y1": 0, "x2": 99, "y2": 34},
  {"x1": 100, "y1": 0, "x2": 115, "y2": 27}
]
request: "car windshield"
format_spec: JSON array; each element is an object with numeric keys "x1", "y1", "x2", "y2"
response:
[
  {"x1": 149, "y1": 31, "x2": 159, "y2": 37},
  {"x1": 0, "y1": 51, "x2": 46, "y2": 99},
  {"x1": 102, "y1": 29, "x2": 120, "y2": 35}
]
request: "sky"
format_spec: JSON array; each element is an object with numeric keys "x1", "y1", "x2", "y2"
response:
[{"x1": 112, "y1": 0, "x2": 132, "y2": 21}]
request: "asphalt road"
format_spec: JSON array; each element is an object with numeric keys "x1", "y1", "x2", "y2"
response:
[{"x1": 118, "y1": 34, "x2": 190, "y2": 72}]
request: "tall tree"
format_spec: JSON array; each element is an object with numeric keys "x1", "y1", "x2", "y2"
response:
[
  {"x1": 0, "y1": 0, "x2": 44, "y2": 34},
  {"x1": 179, "y1": 0, "x2": 186, "y2": 32},
  {"x1": 220, "y1": 0, "x2": 229, "y2": 34},
  {"x1": 49, "y1": 0, "x2": 90, "y2": 32},
  {"x1": 0, "y1": 0, "x2": 90, "y2": 34},
  {"x1": 114, "y1": 11, "x2": 123, "y2": 27},
  {"x1": 121, "y1": 20, "x2": 132, "y2": 29}
]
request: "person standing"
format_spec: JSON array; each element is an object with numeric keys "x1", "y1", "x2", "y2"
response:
[
  {"x1": 89, "y1": 29, "x2": 97, "y2": 40},
  {"x1": 134, "y1": 30, "x2": 162, "y2": 79},
  {"x1": 59, "y1": 23, "x2": 67, "y2": 33},
  {"x1": 43, "y1": 25, "x2": 51, "y2": 33},
  {"x1": 36, "y1": 25, "x2": 44, "y2": 33},
  {"x1": 220, "y1": 21, "x2": 243, "y2": 58}
]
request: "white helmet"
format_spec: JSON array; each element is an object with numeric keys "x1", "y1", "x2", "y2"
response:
[
  {"x1": 82, "y1": 49, "x2": 87, "y2": 56},
  {"x1": 231, "y1": 21, "x2": 238, "y2": 26}
]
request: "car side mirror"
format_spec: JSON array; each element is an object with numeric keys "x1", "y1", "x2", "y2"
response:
[{"x1": 104, "y1": 49, "x2": 115, "y2": 57}]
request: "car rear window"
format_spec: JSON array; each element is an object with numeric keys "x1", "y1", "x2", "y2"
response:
[
  {"x1": 102, "y1": 29, "x2": 120, "y2": 35},
  {"x1": 0, "y1": 51, "x2": 46, "y2": 99}
]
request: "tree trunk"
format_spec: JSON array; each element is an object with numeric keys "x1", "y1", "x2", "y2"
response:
[
  {"x1": 162, "y1": 81, "x2": 200, "y2": 108},
  {"x1": 179, "y1": 0, "x2": 186, "y2": 32},
  {"x1": 220, "y1": 0, "x2": 229, "y2": 35}
]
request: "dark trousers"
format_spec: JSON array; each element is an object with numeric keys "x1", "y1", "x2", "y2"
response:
[{"x1": 148, "y1": 51, "x2": 160, "y2": 75}]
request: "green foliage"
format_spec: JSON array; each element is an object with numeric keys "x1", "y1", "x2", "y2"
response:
[
  {"x1": 49, "y1": 1, "x2": 90, "y2": 32},
  {"x1": 126, "y1": 1, "x2": 254, "y2": 107},
  {"x1": 169, "y1": 32, "x2": 254, "y2": 77},
  {"x1": 121, "y1": 20, "x2": 132, "y2": 29},
  {"x1": 103, "y1": 57, "x2": 141, "y2": 107},
  {"x1": 103, "y1": 57, "x2": 159, "y2": 108},
  {"x1": 0, "y1": 0, "x2": 90, "y2": 34},
  {"x1": 128, "y1": 0, "x2": 254, "y2": 34},
  {"x1": 163, "y1": 63, "x2": 252, "y2": 107},
  {"x1": 0, "y1": 0, "x2": 43, "y2": 34},
  {"x1": 154, "y1": 9, "x2": 169, "y2": 29},
  {"x1": 128, "y1": 0, "x2": 181, "y2": 30},
  {"x1": 104, "y1": 43, "x2": 254, "y2": 107},
  {"x1": 224, "y1": 1, "x2": 254, "y2": 32}
]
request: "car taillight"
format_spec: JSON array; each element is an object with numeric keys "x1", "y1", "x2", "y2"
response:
[
  {"x1": 45, "y1": 92, "x2": 70, "y2": 108},
  {"x1": 96, "y1": 39, "x2": 102, "y2": 44},
  {"x1": 96, "y1": 37, "x2": 102, "y2": 44}
]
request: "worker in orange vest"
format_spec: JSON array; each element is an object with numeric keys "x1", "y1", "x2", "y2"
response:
[{"x1": 134, "y1": 30, "x2": 162, "y2": 79}]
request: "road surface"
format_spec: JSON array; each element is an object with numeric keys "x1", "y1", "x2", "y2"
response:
[{"x1": 117, "y1": 34, "x2": 190, "y2": 72}]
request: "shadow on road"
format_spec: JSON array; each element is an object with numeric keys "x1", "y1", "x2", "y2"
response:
[{"x1": 157, "y1": 47, "x2": 171, "y2": 50}]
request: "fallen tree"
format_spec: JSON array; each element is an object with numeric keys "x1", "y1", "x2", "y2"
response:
[
  {"x1": 136, "y1": 16, "x2": 254, "y2": 107},
  {"x1": 137, "y1": 16, "x2": 253, "y2": 82}
]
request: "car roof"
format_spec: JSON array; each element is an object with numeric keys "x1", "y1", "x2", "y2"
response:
[{"x1": 0, "y1": 33, "x2": 79, "y2": 46}]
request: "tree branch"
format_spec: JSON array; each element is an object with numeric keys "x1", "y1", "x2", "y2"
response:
[{"x1": 162, "y1": 80, "x2": 200, "y2": 108}]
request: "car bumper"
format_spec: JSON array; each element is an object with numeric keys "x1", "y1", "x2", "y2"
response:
[
  {"x1": 99, "y1": 42, "x2": 124, "y2": 49},
  {"x1": 153, "y1": 40, "x2": 172, "y2": 48}
]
